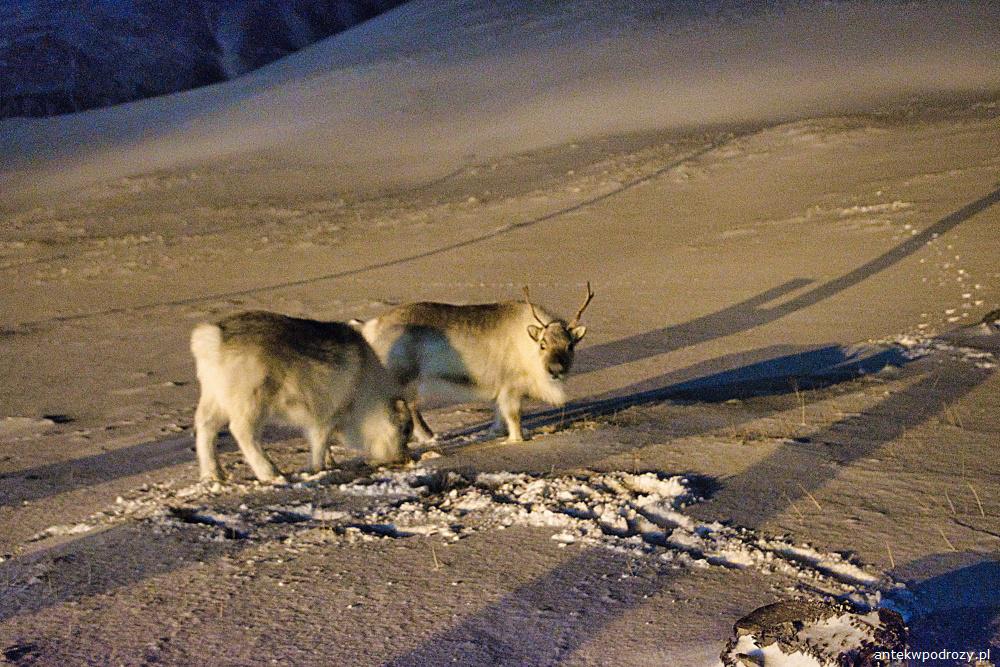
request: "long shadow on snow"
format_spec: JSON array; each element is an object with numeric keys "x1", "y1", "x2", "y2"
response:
[
  {"x1": 387, "y1": 351, "x2": 996, "y2": 666},
  {"x1": 0, "y1": 426, "x2": 296, "y2": 507},
  {"x1": 1, "y1": 187, "x2": 997, "y2": 645},
  {"x1": 2, "y1": 347, "x2": 988, "y2": 655},
  {"x1": 0, "y1": 521, "x2": 242, "y2": 625},
  {"x1": 0, "y1": 341, "x2": 897, "y2": 508},
  {"x1": 443, "y1": 342, "x2": 911, "y2": 444},
  {"x1": 574, "y1": 183, "x2": 1000, "y2": 375},
  {"x1": 0, "y1": 298, "x2": 816, "y2": 507},
  {"x1": 390, "y1": 176, "x2": 1000, "y2": 664},
  {"x1": 434, "y1": 182, "x2": 1000, "y2": 441},
  {"x1": 0, "y1": 436, "x2": 199, "y2": 508},
  {"x1": 0, "y1": 344, "x2": 871, "y2": 622},
  {"x1": 7, "y1": 184, "x2": 998, "y2": 503},
  {"x1": 891, "y1": 552, "x2": 1000, "y2": 660}
]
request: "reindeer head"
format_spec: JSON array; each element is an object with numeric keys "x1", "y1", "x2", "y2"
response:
[
  {"x1": 370, "y1": 397, "x2": 414, "y2": 464},
  {"x1": 523, "y1": 283, "x2": 593, "y2": 381}
]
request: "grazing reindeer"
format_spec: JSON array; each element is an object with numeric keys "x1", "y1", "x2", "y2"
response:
[
  {"x1": 355, "y1": 283, "x2": 593, "y2": 443},
  {"x1": 190, "y1": 311, "x2": 412, "y2": 483}
]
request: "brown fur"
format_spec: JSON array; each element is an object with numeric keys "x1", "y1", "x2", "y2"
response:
[{"x1": 191, "y1": 311, "x2": 411, "y2": 483}]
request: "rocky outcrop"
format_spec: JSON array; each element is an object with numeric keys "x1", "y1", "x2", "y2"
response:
[{"x1": 720, "y1": 599, "x2": 907, "y2": 667}]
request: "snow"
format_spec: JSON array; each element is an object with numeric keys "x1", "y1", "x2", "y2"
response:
[
  {"x1": 26, "y1": 522, "x2": 94, "y2": 542},
  {"x1": 3, "y1": 0, "x2": 999, "y2": 202},
  {"x1": 1, "y1": 0, "x2": 999, "y2": 663},
  {"x1": 891, "y1": 332, "x2": 1000, "y2": 369},
  {"x1": 727, "y1": 634, "x2": 824, "y2": 667},
  {"x1": 36, "y1": 466, "x2": 886, "y2": 603},
  {"x1": 0, "y1": 0, "x2": 405, "y2": 118},
  {"x1": 0, "y1": 416, "x2": 57, "y2": 439},
  {"x1": 721, "y1": 610, "x2": 896, "y2": 667}
]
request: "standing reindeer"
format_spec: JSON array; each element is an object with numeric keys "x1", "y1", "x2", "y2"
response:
[
  {"x1": 190, "y1": 311, "x2": 412, "y2": 483},
  {"x1": 355, "y1": 284, "x2": 594, "y2": 443}
]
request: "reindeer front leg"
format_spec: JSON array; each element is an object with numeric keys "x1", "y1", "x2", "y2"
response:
[{"x1": 496, "y1": 388, "x2": 525, "y2": 442}]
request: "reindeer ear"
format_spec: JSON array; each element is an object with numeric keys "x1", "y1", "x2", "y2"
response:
[
  {"x1": 527, "y1": 325, "x2": 543, "y2": 341},
  {"x1": 570, "y1": 325, "x2": 587, "y2": 343}
]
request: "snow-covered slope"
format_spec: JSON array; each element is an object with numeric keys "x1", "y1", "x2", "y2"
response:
[
  {"x1": 2, "y1": 0, "x2": 999, "y2": 203},
  {"x1": 0, "y1": 0, "x2": 404, "y2": 118},
  {"x1": 2, "y1": 1, "x2": 1000, "y2": 662}
]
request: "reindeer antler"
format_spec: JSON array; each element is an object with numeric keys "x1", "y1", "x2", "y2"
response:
[
  {"x1": 522, "y1": 285, "x2": 548, "y2": 327},
  {"x1": 570, "y1": 281, "x2": 595, "y2": 326}
]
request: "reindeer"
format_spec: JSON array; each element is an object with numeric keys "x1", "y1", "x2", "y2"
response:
[
  {"x1": 190, "y1": 311, "x2": 412, "y2": 483},
  {"x1": 355, "y1": 284, "x2": 594, "y2": 443}
]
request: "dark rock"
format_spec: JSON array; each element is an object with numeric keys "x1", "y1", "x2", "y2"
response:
[{"x1": 721, "y1": 599, "x2": 907, "y2": 667}]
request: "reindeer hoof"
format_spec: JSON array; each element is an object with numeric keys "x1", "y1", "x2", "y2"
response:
[{"x1": 256, "y1": 472, "x2": 288, "y2": 485}]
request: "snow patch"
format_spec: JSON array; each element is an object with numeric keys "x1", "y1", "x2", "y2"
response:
[
  {"x1": 27, "y1": 522, "x2": 95, "y2": 542},
  {"x1": 36, "y1": 468, "x2": 885, "y2": 597},
  {"x1": 727, "y1": 634, "x2": 823, "y2": 667},
  {"x1": 889, "y1": 333, "x2": 999, "y2": 369},
  {"x1": 0, "y1": 416, "x2": 57, "y2": 438},
  {"x1": 835, "y1": 201, "x2": 913, "y2": 217}
]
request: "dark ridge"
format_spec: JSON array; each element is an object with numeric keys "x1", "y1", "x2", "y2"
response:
[{"x1": 0, "y1": 0, "x2": 406, "y2": 120}]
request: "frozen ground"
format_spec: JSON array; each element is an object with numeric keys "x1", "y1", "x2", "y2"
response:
[{"x1": 2, "y1": 1, "x2": 1000, "y2": 665}]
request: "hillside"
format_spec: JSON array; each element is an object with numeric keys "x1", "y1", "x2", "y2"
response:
[
  {"x1": 0, "y1": 0, "x2": 403, "y2": 118},
  {"x1": 1, "y1": 1, "x2": 999, "y2": 664}
]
